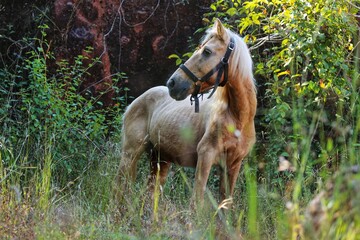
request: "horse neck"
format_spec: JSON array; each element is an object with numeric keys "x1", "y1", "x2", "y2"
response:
[{"x1": 215, "y1": 74, "x2": 257, "y2": 131}]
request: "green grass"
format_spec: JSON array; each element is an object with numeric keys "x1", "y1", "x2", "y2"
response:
[
  {"x1": 1, "y1": 62, "x2": 359, "y2": 239},
  {"x1": 1, "y1": 117, "x2": 358, "y2": 240}
]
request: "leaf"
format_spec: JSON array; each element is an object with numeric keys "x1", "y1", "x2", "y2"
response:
[
  {"x1": 243, "y1": 1, "x2": 258, "y2": 11},
  {"x1": 251, "y1": 14, "x2": 261, "y2": 25},
  {"x1": 202, "y1": 18, "x2": 210, "y2": 24},
  {"x1": 282, "y1": 38, "x2": 289, "y2": 46},
  {"x1": 226, "y1": 8, "x2": 238, "y2": 17},
  {"x1": 348, "y1": 43, "x2": 353, "y2": 51},
  {"x1": 176, "y1": 58, "x2": 182, "y2": 66},
  {"x1": 239, "y1": 17, "x2": 252, "y2": 34},
  {"x1": 277, "y1": 70, "x2": 290, "y2": 77},
  {"x1": 319, "y1": 79, "x2": 326, "y2": 89},
  {"x1": 253, "y1": 18, "x2": 260, "y2": 25},
  {"x1": 183, "y1": 52, "x2": 193, "y2": 58},
  {"x1": 168, "y1": 54, "x2": 179, "y2": 59}
]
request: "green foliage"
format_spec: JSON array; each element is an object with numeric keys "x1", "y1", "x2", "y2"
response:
[
  {"x1": 202, "y1": 0, "x2": 360, "y2": 237},
  {"x1": 205, "y1": 0, "x2": 359, "y2": 179},
  {"x1": 168, "y1": 52, "x2": 193, "y2": 66},
  {"x1": 0, "y1": 25, "x2": 125, "y2": 188}
]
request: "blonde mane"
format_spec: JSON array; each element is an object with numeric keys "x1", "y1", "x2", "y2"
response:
[
  {"x1": 201, "y1": 26, "x2": 257, "y2": 126},
  {"x1": 201, "y1": 27, "x2": 255, "y2": 88}
]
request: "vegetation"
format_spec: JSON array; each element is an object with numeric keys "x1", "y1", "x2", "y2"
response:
[{"x1": 1, "y1": 0, "x2": 359, "y2": 239}]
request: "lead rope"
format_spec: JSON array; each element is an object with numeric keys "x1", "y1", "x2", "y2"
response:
[
  {"x1": 190, "y1": 83, "x2": 201, "y2": 112},
  {"x1": 190, "y1": 94, "x2": 200, "y2": 113}
]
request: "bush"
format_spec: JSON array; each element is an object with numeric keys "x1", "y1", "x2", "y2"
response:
[
  {"x1": 204, "y1": 0, "x2": 359, "y2": 190},
  {"x1": 0, "y1": 24, "x2": 125, "y2": 191}
]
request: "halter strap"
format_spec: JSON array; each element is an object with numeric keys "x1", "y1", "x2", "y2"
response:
[{"x1": 179, "y1": 37, "x2": 235, "y2": 112}]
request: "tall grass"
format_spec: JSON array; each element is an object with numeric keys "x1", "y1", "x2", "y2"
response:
[{"x1": 1, "y1": 94, "x2": 359, "y2": 239}]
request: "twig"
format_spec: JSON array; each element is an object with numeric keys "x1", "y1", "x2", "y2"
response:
[
  {"x1": 120, "y1": 0, "x2": 160, "y2": 27},
  {"x1": 249, "y1": 33, "x2": 283, "y2": 51}
]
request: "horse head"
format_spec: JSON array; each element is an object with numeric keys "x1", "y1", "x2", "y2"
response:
[{"x1": 167, "y1": 19, "x2": 234, "y2": 101}]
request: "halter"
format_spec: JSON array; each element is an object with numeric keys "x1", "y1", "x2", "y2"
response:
[{"x1": 179, "y1": 37, "x2": 235, "y2": 112}]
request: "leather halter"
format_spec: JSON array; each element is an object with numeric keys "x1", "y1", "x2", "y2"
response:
[{"x1": 179, "y1": 37, "x2": 235, "y2": 112}]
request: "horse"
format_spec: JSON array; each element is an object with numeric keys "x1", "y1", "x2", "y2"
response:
[{"x1": 118, "y1": 19, "x2": 257, "y2": 204}]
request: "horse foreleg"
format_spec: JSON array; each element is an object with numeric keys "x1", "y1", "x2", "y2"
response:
[
  {"x1": 227, "y1": 160, "x2": 243, "y2": 197},
  {"x1": 219, "y1": 164, "x2": 229, "y2": 201},
  {"x1": 193, "y1": 150, "x2": 215, "y2": 206}
]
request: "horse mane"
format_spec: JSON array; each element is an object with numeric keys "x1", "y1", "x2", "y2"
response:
[
  {"x1": 201, "y1": 27, "x2": 255, "y2": 88},
  {"x1": 201, "y1": 26, "x2": 257, "y2": 128}
]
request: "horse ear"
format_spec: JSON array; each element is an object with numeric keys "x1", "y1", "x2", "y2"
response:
[{"x1": 214, "y1": 19, "x2": 227, "y2": 40}]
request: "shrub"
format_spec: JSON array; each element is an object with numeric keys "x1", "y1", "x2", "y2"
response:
[
  {"x1": 0, "y1": 24, "x2": 125, "y2": 191},
  {"x1": 203, "y1": 0, "x2": 359, "y2": 190}
]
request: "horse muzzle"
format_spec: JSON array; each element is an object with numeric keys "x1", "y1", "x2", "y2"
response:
[{"x1": 166, "y1": 76, "x2": 192, "y2": 101}]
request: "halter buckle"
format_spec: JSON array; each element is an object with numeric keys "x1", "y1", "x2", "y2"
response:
[
  {"x1": 228, "y1": 41, "x2": 235, "y2": 51},
  {"x1": 221, "y1": 57, "x2": 229, "y2": 64},
  {"x1": 195, "y1": 80, "x2": 202, "y2": 86}
]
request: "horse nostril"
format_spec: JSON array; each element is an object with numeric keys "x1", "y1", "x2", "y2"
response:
[{"x1": 167, "y1": 78, "x2": 175, "y2": 88}]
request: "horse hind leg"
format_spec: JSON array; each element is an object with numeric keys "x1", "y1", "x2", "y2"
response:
[
  {"x1": 117, "y1": 109, "x2": 150, "y2": 186},
  {"x1": 148, "y1": 149, "x2": 171, "y2": 192},
  {"x1": 120, "y1": 133, "x2": 149, "y2": 181},
  {"x1": 114, "y1": 133, "x2": 149, "y2": 209}
]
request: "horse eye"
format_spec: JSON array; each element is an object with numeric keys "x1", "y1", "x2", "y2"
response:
[{"x1": 202, "y1": 48, "x2": 212, "y2": 57}]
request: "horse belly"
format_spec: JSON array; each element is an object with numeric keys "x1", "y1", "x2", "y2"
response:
[
  {"x1": 148, "y1": 102, "x2": 203, "y2": 167},
  {"x1": 157, "y1": 150, "x2": 198, "y2": 168}
]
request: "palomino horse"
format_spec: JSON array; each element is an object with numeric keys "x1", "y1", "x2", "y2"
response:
[{"x1": 119, "y1": 19, "x2": 256, "y2": 203}]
